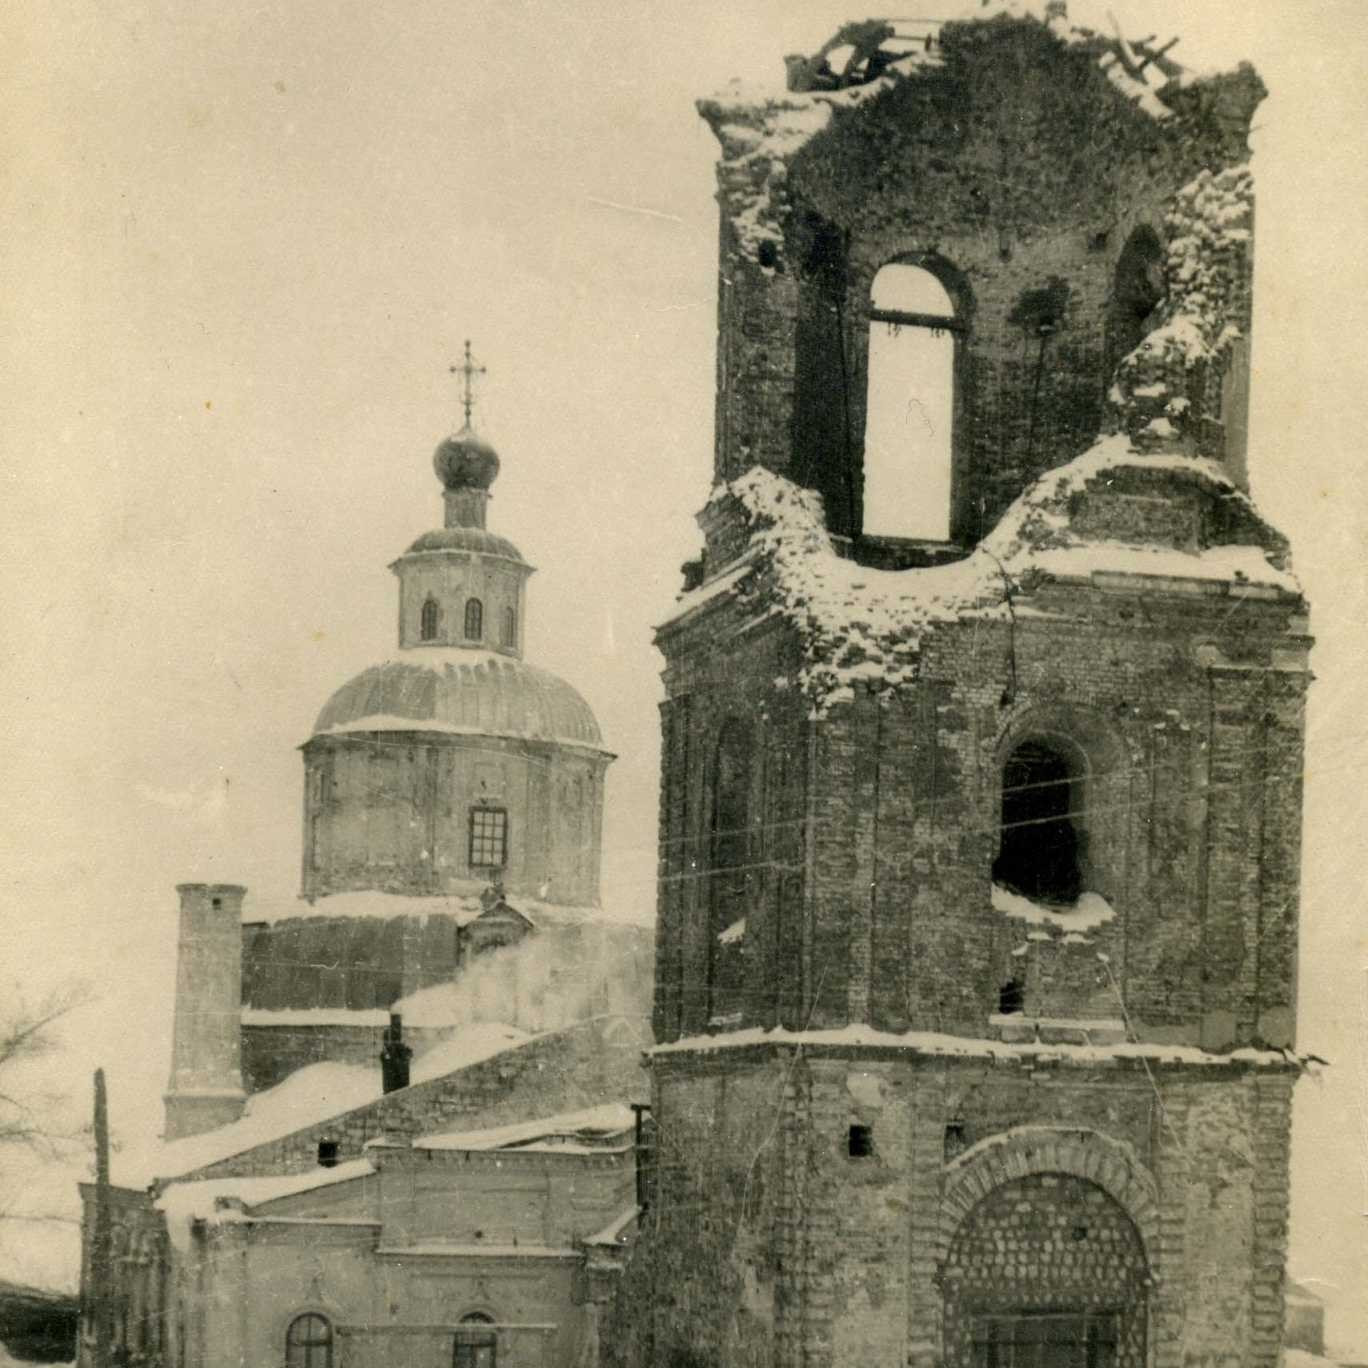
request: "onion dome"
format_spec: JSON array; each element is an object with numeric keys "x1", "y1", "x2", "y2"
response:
[
  {"x1": 312, "y1": 649, "x2": 609, "y2": 753},
  {"x1": 434, "y1": 424, "x2": 500, "y2": 492}
]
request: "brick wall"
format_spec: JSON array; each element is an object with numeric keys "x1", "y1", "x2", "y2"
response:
[{"x1": 627, "y1": 1046, "x2": 1295, "y2": 1368}]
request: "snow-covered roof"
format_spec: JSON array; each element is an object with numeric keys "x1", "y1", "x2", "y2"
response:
[
  {"x1": 414, "y1": 1102, "x2": 636, "y2": 1154},
  {"x1": 671, "y1": 434, "x2": 1298, "y2": 712},
  {"x1": 155, "y1": 1159, "x2": 374, "y2": 1254},
  {"x1": 310, "y1": 647, "x2": 611, "y2": 753},
  {"x1": 117, "y1": 1023, "x2": 534, "y2": 1187},
  {"x1": 242, "y1": 883, "x2": 653, "y2": 930}
]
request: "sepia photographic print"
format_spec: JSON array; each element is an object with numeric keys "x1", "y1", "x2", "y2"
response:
[{"x1": 2, "y1": 3, "x2": 1365, "y2": 1367}]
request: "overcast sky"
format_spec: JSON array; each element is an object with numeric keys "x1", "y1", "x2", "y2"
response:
[{"x1": 2, "y1": 0, "x2": 1365, "y2": 1349}]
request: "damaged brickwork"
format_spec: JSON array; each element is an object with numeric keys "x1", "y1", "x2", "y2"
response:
[{"x1": 617, "y1": 6, "x2": 1310, "y2": 1368}]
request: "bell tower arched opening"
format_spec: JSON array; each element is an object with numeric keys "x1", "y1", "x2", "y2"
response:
[
  {"x1": 863, "y1": 261, "x2": 961, "y2": 542},
  {"x1": 993, "y1": 737, "x2": 1085, "y2": 904}
]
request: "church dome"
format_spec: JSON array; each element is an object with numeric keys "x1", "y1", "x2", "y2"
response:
[
  {"x1": 311, "y1": 649, "x2": 608, "y2": 752},
  {"x1": 404, "y1": 526, "x2": 527, "y2": 561},
  {"x1": 434, "y1": 425, "x2": 500, "y2": 491}
]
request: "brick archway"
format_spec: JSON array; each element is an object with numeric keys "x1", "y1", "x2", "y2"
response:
[{"x1": 936, "y1": 1124, "x2": 1159, "y2": 1267}]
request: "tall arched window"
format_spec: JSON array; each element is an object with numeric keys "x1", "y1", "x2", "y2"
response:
[
  {"x1": 864, "y1": 262, "x2": 960, "y2": 541},
  {"x1": 420, "y1": 596, "x2": 441, "y2": 642},
  {"x1": 501, "y1": 606, "x2": 517, "y2": 649},
  {"x1": 454, "y1": 1313, "x2": 497, "y2": 1368},
  {"x1": 286, "y1": 1315, "x2": 332, "y2": 1368},
  {"x1": 993, "y1": 737, "x2": 1084, "y2": 904},
  {"x1": 464, "y1": 597, "x2": 484, "y2": 641}
]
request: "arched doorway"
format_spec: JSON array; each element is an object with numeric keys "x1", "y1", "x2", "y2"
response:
[{"x1": 943, "y1": 1174, "x2": 1148, "y2": 1368}]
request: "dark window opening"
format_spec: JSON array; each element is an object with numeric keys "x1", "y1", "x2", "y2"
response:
[
  {"x1": 501, "y1": 606, "x2": 517, "y2": 648},
  {"x1": 848, "y1": 1123, "x2": 874, "y2": 1157},
  {"x1": 286, "y1": 1315, "x2": 333, "y2": 1368},
  {"x1": 316, "y1": 1139, "x2": 339, "y2": 1168},
  {"x1": 864, "y1": 262, "x2": 960, "y2": 542},
  {"x1": 454, "y1": 1314, "x2": 496, "y2": 1368},
  {"x1": 464, "y1": 597, "x2": 484, "y2": 640},
  {"x1": 1107, "y1": 225, "x2": 1165, "y2": 376},
  {"x1": 973, "y1": 1310, "x2": 1118, "y2": 1368},
  {"x1": 469, "y1": 806, "x2": 508, "y2": 868},
  {"x1": 994, "y1": 739, "x2": 1082, "y2": 904},
  {"x1": 421, "y1": 596, "x2": 441, "y2": 642},
  {"x1": 998, "y1": 979, "x2": 1025, "y2": 1016}
]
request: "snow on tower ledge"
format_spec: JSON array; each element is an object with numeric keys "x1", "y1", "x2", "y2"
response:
[{"x1": 671, "y1": 436, "x2": 1299, "y2": 713}]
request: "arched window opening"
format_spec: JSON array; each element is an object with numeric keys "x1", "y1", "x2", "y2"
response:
[
  {"x1": 501, "y1": 606, "x2": 517, "y2": 649},
  {"x1": 997, "y1": 978, "x2": 1025, "y2": 1016},
  {"x1": 420, "y1": 596, "x2": 441, "y2": 642},
  {"x1": 464, "y1": 597, "x2": 484, "y2": 641},
  {"x1": 864, "y1": 262, "x2": 959, "y2": 541},
  {"x1": 708, "y1": 720, "x2": 752, "y2": 1020},
  {"x1": 286, "y1": 1315, "x2": 332, "y2": 1368},
  {"x1": 993, "y1": 738, "x2": 1083, "y2": 904},
  {"x1": 454, "y1": 1313, "x2": 497, "y2": 1368},
  {"x1": 1108, "y1": 225, "x2": 1165, "y2": 375}
]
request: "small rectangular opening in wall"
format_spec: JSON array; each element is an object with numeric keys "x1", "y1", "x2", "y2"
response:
[
  {"x1": 317, "y1": 1139, "x2": 339, "y2": 1168},
  {"x1": 848, "y1": 1124, "x2": 874, "y2": 1158}
]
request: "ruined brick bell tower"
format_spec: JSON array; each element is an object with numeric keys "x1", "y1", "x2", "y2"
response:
[{"x1": 639, "y1": 9, "x2": 1309, "y2": 1368}]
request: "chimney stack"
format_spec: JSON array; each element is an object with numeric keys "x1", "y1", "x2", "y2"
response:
[
  {"x1": 163, "y1": 884, "x2": 247, "y2": 1140},
  {"x1": 380, "y1": 1013, "x2": 412, "y2": 1094}
]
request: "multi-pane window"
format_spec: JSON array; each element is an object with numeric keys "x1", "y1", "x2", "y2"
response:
[
  {"x1": 454, "y1": 1313, "x2": 497, "y2": 1368},
  {"x1": 421, "y1": 596, "x2": 441, "y2": 641},
  {"x1": 464, "y1": 597, "x2": 484, "y2": 640},
  {"x1": 864, "y1": 261, "x2": 960, "y2": 541},
  {"x1": 973, "y1": 1311, "x2": 1118, "y2": 1368},
  {"x1": 469, "y1": 807, "x2": 508, "y2": 868},
  {"x1": 286, "y1": 1315, "x2": 333, "y2": 1368}
]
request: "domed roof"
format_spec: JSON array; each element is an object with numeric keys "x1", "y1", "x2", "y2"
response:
[
  {"x1": 434, "y1": 425, "x2": 500, "y2": 491},
  {"x1": 404, "y1": 526, "x2": 527, "y2": 561},
  {"x1": 311, "y1": 648, "x2": 608, "y2": 752}
]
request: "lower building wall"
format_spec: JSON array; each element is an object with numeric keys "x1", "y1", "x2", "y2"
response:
[
  {"x1": 183, "y1": 1229, "x2": 582, "y2": 1368},
  {"x1": 635, "y1": 1047, "x2": 1296, "y2": 1368}
]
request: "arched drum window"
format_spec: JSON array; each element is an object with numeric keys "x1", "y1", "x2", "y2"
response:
[
  {"x1": 286, "y1": 1315, "x2": 332, "y2": 1368},
  {"x1": 420, "y1": 596, "x2": 441, "y2": 641},
  {"x1": 864, "y1": 262, "x2": 960, "y2": 541},
  {"x1": 464, "y1": 597, "x2": 484, "y2": 641},
  {"x1": 501, "y1": 606, "x2": 517, "y2": 649}
]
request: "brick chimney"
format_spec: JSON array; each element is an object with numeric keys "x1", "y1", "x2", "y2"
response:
[
  {"x1": 380, "y1": 1013, "x2": 412, "y2": 1094},
  {"x1": 163, "y1": 884, "x2": 247, "y2": 1140}
]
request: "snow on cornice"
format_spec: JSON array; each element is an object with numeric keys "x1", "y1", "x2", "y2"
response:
[
  {"x1": 700, "y1": 435, "x2": 1298, "y2": 711},
  {"x1": 650, "y1": 1023, "x2": 1313, "y2": 1071}
]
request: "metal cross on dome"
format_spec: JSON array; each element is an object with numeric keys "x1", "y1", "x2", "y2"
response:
[{"x1": 450, "y1": 339, "x2": 487, "y2": 428}]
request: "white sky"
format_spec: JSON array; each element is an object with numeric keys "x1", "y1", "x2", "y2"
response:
[{"x1": 1, "y1": 0, "x2": 1365, "y2": 1349}]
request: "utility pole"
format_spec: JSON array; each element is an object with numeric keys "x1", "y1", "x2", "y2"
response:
[{"x1": 90, "y1": 1069, "x2": 111, "y2": 1368}]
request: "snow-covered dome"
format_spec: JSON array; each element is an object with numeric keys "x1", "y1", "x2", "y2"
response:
[
  {"x1": 404, "y1": 526, "x2": 526, "y2": 561},
  {"x1": 311, "y1": 648, "x2": 607, "y2": 752}
]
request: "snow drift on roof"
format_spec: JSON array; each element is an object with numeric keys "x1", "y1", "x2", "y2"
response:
[
  {"x1": 155, "y1": 1159, "x2": 374, "y2": 1254},
  {"x1": 415, "y1": 1102, "x2": 636, "y2": 1152},
  {"x1": 117, "y1": 1023, "x2": 536, "y2": 1187}
]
